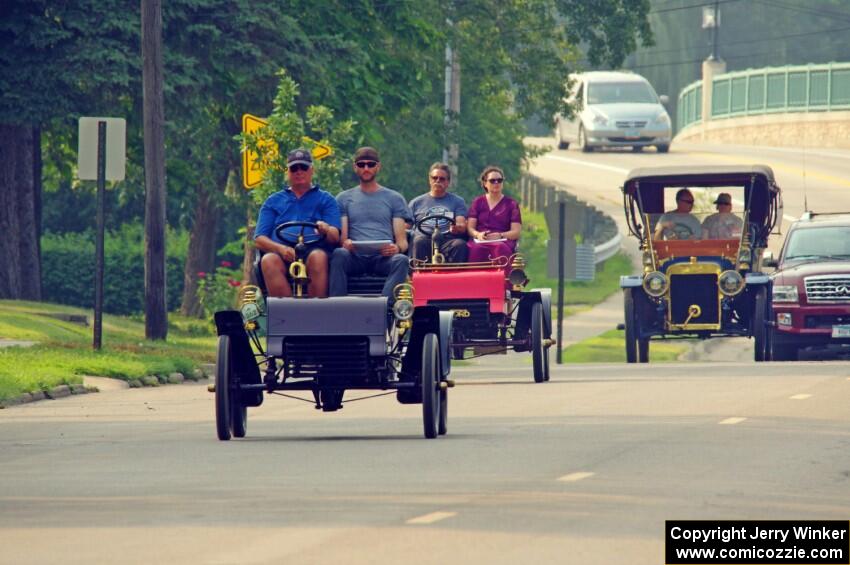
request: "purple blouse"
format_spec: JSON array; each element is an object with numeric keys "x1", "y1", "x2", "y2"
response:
[{"x1": 467, "y1": 195, "x2": 522, "y2": 233}]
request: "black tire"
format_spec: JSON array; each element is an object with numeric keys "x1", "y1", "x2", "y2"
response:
[
  {"x1": 543, "y1": 342, "x2": 551, "y2": 381},
  {"x1": 656, "y1": 144, "x2": 670, "y2": 153},
  {"x1": 231, "y1": 403, "x2": 247, "y2": 438},
  {"x1": 422, "y1": 333, "x2": 440, "y2": 439},
  {"x1": 770, "y1": 332, "x2": 799, "y2": 361},
  {"x1": 578, "y1": 125, "x2": 593, "y2": 152},
  {"x1": 531, "y1": 302, "x2": 546, "y2": 383},
  {"x1": 753, "y1": 287, "x2": 769, "y2": 362},
  {"x1": 215, "y1": 335, "x2": 232, "y2": 441},
  {"x1": 638, "y1": 337, "x2": 650, "y2": 363},
  {"x1": 631, "y1": 145, "x2": 643, "y2": 152},
  {"x1": 624, "y1": 289, "x2": 639, "y2": 363},
  {"x1": 438, "y1": 388, "x2": 447, "y2": 435}
]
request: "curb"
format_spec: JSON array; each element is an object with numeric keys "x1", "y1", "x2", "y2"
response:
[{"x1": 0, "y1": 367, "x2": 212, "y2": 409}]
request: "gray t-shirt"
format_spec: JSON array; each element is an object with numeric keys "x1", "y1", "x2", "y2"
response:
[
  {"x1": 409, "y1": 192, "x2": 468, "y2": 235},
  {"x1": 337, "y1": 185, "x2": 411, "y2": 250},
  {"x1": 657, "y1": 212, "x2": 702, "y2": 240}
]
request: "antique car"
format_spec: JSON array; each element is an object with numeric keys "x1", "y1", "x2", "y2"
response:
[
  {"x1": 213, "y1": 221, "x2": 454, "y2": 440},
  {"x1": 409, "y1": 214, "x2": 553, "y2": 382},
  {"x1": 620, "y1": 165, "x2": 783, "y2": 362},
  {"x1": 765, "y1": 211, "x2": 850, "y2": 361}
]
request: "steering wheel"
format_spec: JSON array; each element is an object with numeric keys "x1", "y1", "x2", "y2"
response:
[
  {"x1": 414, "y1": 213, "x2": 457, "y2": 237},
  {"x1": 274, "y1": 221, "x2": 325, "y2": 246}
]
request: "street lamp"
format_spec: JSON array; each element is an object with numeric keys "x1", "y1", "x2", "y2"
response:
[{"x1": 702, "y1": 2, "x2": 721, "y2": 61}]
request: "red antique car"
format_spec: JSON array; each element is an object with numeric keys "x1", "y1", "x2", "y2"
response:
[{"x1": 409, "y1": 214, "x2": 553, "y2": 382}]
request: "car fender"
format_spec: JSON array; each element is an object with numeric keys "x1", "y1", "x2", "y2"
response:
[
  {"x1": 403, "y1": 306, "x2": 453, "y2": 379},
  {"x1": 620, "y1": 275, "x2": 643, "y2": 288},
  {"x1": 529, "y1": 287, "x2": 553, "y2": 337},
  {"x1": 438, "y1": 310, "x2": 454, "y2": 378}
]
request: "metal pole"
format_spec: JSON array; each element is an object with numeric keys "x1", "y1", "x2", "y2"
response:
[
  {"x1": 93, "y1": 120, "x2": 106, "y2": 350},
  {"x1": 556, "y1": 200, "x2": 565, "y2": 364}
]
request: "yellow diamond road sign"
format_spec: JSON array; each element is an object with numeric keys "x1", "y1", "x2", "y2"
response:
[
  {"x1": 304, "y1": 137, "x2": 333, "y2": 160},
  {"x1": 242, "y1": 114, "x2": 277, "y2": 190}
]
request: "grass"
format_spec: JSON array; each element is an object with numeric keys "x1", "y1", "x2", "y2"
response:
[
  {"x1": 521, "y1": 208, "x2": 633, "y2": 306},
  {"x1": 0, "y1": 300, "x2": 216, "y2": 402},
  {"x1": 561, "y1": 329, "x2": 690, "y2": 363}
]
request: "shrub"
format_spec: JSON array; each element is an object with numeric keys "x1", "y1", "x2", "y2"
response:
[{"x1": 41, "y1": 224, "x2": 188, "y2": 315}]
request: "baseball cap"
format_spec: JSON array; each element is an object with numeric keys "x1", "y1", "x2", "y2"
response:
[
  {"x1": 287, "y1": 148, "x2": 313, "y2": 167},
  {"x1": 714, "y1": 193, "x2": 732, "y2": 205},
  {"x1": 353, "y1": 146, "x2": 380, "y2": 162}
]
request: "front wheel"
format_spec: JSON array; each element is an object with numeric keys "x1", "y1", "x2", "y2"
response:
[
  {"x1": 421, "y1": 333, "x2": 440, "y2": 439},
  {"x1": 656, "y1": 144, "x2": 670, "y2": 153},
  {"x1": 215, "y1": 335, "x2": 233, "y2": 441},
  {"x1": 531, "y1": 302, "x2": 547, "y2": 383},
  {"x1": 753, "y1": 287, "x2": 770, "y2": 362}
]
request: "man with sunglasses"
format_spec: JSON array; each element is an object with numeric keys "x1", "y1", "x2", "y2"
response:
[
  {"x1": 329, "y1": 146, "x2": 411, "y2": 299},
  {"x1": 654, "y1": 188, "x2": 702, "y2": 240},
  {"x1": 254, "y1": 149, "x2": 341, "y2": 297},
  {"x1": 408, "y1": 162, "x2": 469, "y2": 263}
]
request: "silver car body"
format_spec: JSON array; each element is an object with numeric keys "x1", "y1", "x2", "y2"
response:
[{"x1": 555, "y1": 71, "x2": 672, "y2": 152}]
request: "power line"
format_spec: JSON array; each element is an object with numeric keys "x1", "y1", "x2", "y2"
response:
[
  {"x1": 752, "y1": 0, "x2": 850, "y2": 23},
  {"x1": 649, "y1": 0, "x2": 738, "y2": 15}
]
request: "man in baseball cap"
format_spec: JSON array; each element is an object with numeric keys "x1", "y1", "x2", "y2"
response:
[
  {"x1": 254, "y1": 148, "x2": 341, "y2": 297},
  {"x1": 702, "y1": 192, "x2": 743, "y2": 239}
]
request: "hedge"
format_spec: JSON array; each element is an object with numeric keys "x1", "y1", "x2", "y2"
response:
[{"x1": 41, "y1": 225, "x2": 189, "y2": 315}]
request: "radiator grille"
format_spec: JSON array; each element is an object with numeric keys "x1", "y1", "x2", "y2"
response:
[
  {"x1": 283, "y1": 337, "x2": 369, "y2": 384},
  {"x1": 805, "y1": 276, "x2": 850, "y2": 303},
  {"x1": 669, "y1": 274, "x2": 719, "y2": 325}
]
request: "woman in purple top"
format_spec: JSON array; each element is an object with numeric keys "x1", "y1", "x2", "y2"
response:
[{"x1": 466, "y1": 165, "x2": 522, "y2": 270}]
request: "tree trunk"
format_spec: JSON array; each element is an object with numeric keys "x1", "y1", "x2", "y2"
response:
[
  {"x1": 179, "y1": 181, "x2": 220, "y2": 317},
  {"x1": 32, "y1": 126, "x2": 43, "y2": 300},
  {"x1": 0, "y1": 124, "x2": 40, "y2": 300},
  {"x1": 142, "y1": 0, "x2": 167, "y2": 339}
]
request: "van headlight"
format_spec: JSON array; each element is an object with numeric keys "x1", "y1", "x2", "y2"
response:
[
  {"x1": 653, "y1": 112, "x2": 671, "y2": 125},
  {"x1": 773, "y1": 285, "x2": 799, "y2": 303},
  {"x1": 642, "y1": 271, "x2": 668, "y2": 297},
  {"x1": 718, "y1": 270, "x2": 745, "y2": 296}
]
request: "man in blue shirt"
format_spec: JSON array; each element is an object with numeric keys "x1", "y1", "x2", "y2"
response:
[{"x1": 254, "y1": 149, "x2": 341, "y2": 297}]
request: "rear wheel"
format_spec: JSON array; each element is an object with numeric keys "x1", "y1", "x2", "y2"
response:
[
  {"x1": 753, "y1": 287, "x2": 769, "y2": 362},
  {"x1": 421, "y1": 333, "x2": 440, "y2": 439},
  {"x1": 656, "y1": 144, "x2": 670, "y2": 153},
  {"x1": 531, "y1": 302, "x2": 546, "y2": 383},
  {"x1": 215, "y1": 335, "x2": 232, "y2": 441}
]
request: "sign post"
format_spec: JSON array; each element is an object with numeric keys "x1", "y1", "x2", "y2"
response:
[
  {"x1": 78, "y1": 117, "x2": 126, "y2": 350},
  {"x1": 556, "y1": 201, "x2": 565, "y2": 364}
]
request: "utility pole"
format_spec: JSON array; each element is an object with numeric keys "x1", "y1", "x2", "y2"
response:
[{"x1": 141, "y1": 0, "x2": 168, "y2": 340}]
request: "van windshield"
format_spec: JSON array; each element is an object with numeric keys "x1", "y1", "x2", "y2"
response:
[{"x1": 587, "y1": 82, "x2": 657, "y2": 104}]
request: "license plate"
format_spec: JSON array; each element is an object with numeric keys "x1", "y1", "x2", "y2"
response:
[
  {"x1": 831, "y1": 325, "x2": 850, "y2": 338},
  {"x1": 624, "y1": 129, "x2": 640, "y2": 139}
]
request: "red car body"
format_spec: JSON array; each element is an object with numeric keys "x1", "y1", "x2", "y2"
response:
[{"x1": 412, "y1": 269, "x2": 506, "y2": 314}]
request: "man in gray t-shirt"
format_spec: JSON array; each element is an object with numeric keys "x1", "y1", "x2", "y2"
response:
[
  {"x1": 329, "y1": 146, "x2": 412, "y2": 299},
  {"x1": 409, "y1": 162, "x2": 469, "y2": 263},
  {"x1": 654, "y1": 188, "x2": 702, "y2": 240}
]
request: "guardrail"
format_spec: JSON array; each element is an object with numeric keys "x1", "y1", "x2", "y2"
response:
[
  {"x1": 518, "y1": 174, "x2": 621, "y2": 264},
  {"x1": 677, "y1": 61, "x2": 850, "y2": 132}
]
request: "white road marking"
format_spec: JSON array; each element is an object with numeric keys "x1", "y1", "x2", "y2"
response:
[
  {"x1": 557, "y1": 472, "x2": 595, "y2": 482},
  {"x1": 719, "y1": 417, "x2": 747, "y2": 425},
  {"x1": 405, "y1": 511, "x2": 457, "y2": 525},
  {"x1": 789, "y1": 394, "x2": 812, "y2": 400},
  {"x1": 542, "y1": 154, "x2": 630, "y2": 175}
]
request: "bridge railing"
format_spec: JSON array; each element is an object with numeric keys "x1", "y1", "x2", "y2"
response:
[{"x1": 677, "y1": 61, "x2": 850, "y2": 132}]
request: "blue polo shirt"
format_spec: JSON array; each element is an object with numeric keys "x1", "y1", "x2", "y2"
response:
[{"x1": 254, "y1": 184, "x2": 342, "y2": 245}]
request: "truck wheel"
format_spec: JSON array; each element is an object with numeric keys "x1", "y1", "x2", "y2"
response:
[
  {"x1": 421, "y1": 333, "x2": 440, "y2": 439},
  {"x1": 215, "y1": 335, "x2": 232, "y2": 441}
]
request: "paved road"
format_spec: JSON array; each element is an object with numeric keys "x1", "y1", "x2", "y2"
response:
[
  {"x1": 528, "y1": 138, "x2": 850, "y2": 362},
  {"x1": 1, "y1": 362, "x2": 849, "y2": 564}
]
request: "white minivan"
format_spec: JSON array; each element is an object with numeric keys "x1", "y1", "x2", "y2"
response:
[{"x1": 555, "y1": 71, "x2": 672, "y2": 153}]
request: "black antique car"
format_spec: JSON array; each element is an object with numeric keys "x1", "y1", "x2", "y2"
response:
[
  {"x1": 213, "y1": 221, "x2": 454, "y2": 440},
  {"x1": 620, "y1": 165, "x2": 783, "y2": 362}
]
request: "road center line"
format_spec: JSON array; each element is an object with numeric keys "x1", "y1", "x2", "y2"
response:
[
  {"x1": 405, "y1": 511, "x2": 457, "y2": 525},
  {"x1": 719, "y1": 417, "x2": 747, "y2": 425},
  {"x1": 542, "y1": 154, "x2": 630, "y2": 175},
  {"x1": 789, "y1": 394, "x2": 812, "y2": 400},
  {"x1": 557, "y1": 472, "x2": 595, "y2": 482}
]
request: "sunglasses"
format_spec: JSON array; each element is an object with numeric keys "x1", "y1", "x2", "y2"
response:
[
  {"x1": 355, "y1": 161, "x2": 378, "y2": 169},
  {"x1": 486, "y1": 178, "x2": 504, "y2": 184},
  {"x1": 678, "y1": 199, "x2": 694, "y2": 204},
  {"x1": 288, "y1": 163, "x2": 310, "y2": 173},
  {"x1": 430, "y1": 175, "x2": 449, "y2": 182}
]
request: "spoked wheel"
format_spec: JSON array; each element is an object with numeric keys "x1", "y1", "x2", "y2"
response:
[
  {"x1": 231, "y1": 401, "x2": 247, "y2": 438},
  {"x1": 531, "y1": 301, "x2": 546, "y2": 383},
  {"x1": 438, "y1": 387, "x2": 448, "y2": 435},
  {"x1": 215, "y1": 335, "x2": 232, "y2": 441},
  {"x1": 421, "y1": 333, "x2": 441, "y2": 439},
  {"x1": 753, "y1": 286, "x2": 770, "y2": 362},
  {"x1": 624, "y1": 288, "x2": 649, "y2": 363},
  {"x1": 543, "y1": 342, "x2": 551, "y2": 381}
]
